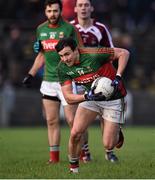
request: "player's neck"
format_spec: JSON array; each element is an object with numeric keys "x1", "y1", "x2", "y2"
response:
[
  {"x1": 78, "y1": 17, "x2": 93, "y2": 29},
  {"x1": 74, "y1": 52, "x2": 80, "y2": 64}
]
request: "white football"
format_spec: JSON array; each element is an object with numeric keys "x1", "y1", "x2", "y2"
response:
[{"x1": 91, "y1": 77, "x2": 114, "y2": 99}]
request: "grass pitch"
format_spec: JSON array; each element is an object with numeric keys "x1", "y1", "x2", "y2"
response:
[{"x1": 0, "y1": 126, "x2": 155, "y2": 179}]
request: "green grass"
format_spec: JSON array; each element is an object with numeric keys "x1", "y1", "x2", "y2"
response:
[{"x1": 0, "y1": 126, "x2": 155, "y2": 179}]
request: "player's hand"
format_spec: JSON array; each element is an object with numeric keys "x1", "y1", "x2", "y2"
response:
[
  {"x1": 111, "y1": 75, "x2": 121, "y2": 90},
  {"x1": 84, "y1": 88, "x2": 106, "y2": 101},
  {"x1": 33, "y1": 40, "x2": 42, "y2": 53},
  {"x1": 22, "y1": 74, "x2": 34, "y2": 88}
]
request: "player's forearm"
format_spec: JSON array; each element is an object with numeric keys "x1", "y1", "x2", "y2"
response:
[
  {"x1": 115, "y1": 48, "x2": 130, "y2": 76},
  {"x1": 29, "y1": 52, "x2": 45, "y2": 76},
  {"x1": 64, "y1": 93, "x2": 85, "y2": 104}
]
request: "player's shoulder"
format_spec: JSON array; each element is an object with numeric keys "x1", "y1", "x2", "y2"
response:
[
  {"x1": 70, "y1": 19, "x2": 76, "y2": 25},
  {"x1": 79, "y1": 47, "x2": 95, "y2": 54},
  {"x1": 58, "y1": 61, "x2": 67, "y2": 71},
  {"x1": 62, "y1": 19, "x2": 74, "y2": 28},
  {"x1": 94, "y1": 20, "x2": 108, "y2": 29},
  {"x1": 79, "y1": 46, "x2": 113, "y2": 55},
  {"x1": 37, "y1": 21, "x2": 48, "y2": 30}
]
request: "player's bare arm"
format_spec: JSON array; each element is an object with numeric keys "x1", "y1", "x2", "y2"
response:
[
  {"x1": 113, "y1": 48, "x2": 130, "y2": 76},
  {"x1": 28, "y1": 52, "x2": 45, "y2": 76},
  {"x1": 61, "y1": 83, "x2": 85, "y2": 104}
]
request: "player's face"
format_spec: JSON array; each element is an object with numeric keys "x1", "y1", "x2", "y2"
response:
[
  {"x1": 75, "y1": 0, "x2": 93, "y2": 20},
  {"x1": 45, "y1": 4, "x2": 61, "y2": 25},
  {"x1": 58, "y1": 46, "x2": 79, "y2": 67}
]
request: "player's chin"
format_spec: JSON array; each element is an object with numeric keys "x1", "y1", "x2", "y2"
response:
[
  {"x1": 49, "y1": 19, "x2": 57, "y2": 24},
  {"x1": 66, "y1": 63, "x2": 72, "y2": 67}
]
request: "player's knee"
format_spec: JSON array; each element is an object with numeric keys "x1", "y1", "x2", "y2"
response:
[
  {"x1": 66, "y1": 118, "x2": 73, "y2": 128},
  {"x1": 71, "y1": 129, "x2": 82, "y2": 144},
  {"x1": 46, "y1": 117, "x2": 59, "y2": 127},
  {"x1": 65, "y1": 114, "x2": 74, "y2": 128},
  {"x1": 103, "y1": 139, "x2": 115, "y2": 150}
]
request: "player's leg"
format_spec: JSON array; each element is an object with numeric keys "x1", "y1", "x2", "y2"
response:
[
  {"x1": 58, "y1": 82, "x2": 92, "y2": 163},
  {"x1": 63, "y1": 104, "x2": 77, "y2": 128},
  {"x1": 79, "y1": 129, "x2": 92, "y2": 163},
  {"x1": 63, "y1": 103, "x2": 92, "y2": 163},
  {"x1": 57, "y1": 82, "x2": 77, "y2": 128},
  {"x1": 101, "y1": 98, "x2": 126, "y2": 162},
  {"x1": 40, "y1": 81, "x2": 62, "y2": 163},
  {"x1": 42, "y1": 97, "x2": 61, "y2": 163},
  {"x1": 69, "y1": 105, "x2": 98, "y2": 173},
  {"x1": 102, "y1": 119, "x2": 120, "y2": 162},
  {"x1": 72, "y1": 84, "x2": 92, "y2": 163}
]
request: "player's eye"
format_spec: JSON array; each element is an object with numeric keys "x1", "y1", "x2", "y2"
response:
[{"x1": 78, "y1": 4, "x2": 83, "y2": 7}]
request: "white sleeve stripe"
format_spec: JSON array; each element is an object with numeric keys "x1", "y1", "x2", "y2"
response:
[
  {"x1": 70, "y1": 20, "x2": 75, "y2": 24},
  {"x1": 96, "y1": 22, "x2": 114, "y2": 47}
]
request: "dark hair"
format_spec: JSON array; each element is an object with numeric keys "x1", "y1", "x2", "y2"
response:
[
  {"x1": 76, "y1": 0, "x2": 92, "y2": 4},
  {"x1": 55, "y1": 37, "x2": 77, "y2": 52},
  {"x1": 44, "y1": 0, "x2": 62, "y2": 11}
]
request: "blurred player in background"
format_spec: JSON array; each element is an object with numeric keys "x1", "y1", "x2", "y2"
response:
[
  {"x1": 69, "y1": 0, "x2": 115, "y2": 162},
  {"x1": 55, "y1": 37, "x2": 129, "y2": 173},
  {"x1": 22, "y1": 0, "x2": 82, "y2": 164},
  {"x1": 70, "y1": 0, "x2": 113, "y2": 47},
  {"x1": 62, "y1": 0, "x2": 76, "y2": 21}
]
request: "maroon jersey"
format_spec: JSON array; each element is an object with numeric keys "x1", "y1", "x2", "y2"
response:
[{"x1": 70, "y1": 18, "x2": 113, "y2": 47}]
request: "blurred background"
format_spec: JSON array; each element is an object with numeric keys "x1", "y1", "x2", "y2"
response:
[{"x1": 0, "y1": 0, "x2": 155, "y2": 127}]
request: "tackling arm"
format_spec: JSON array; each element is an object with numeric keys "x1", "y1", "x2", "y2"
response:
[
  {"x1": 61, "y1": 83, "x2": 85, "y2": 104},
  {"x1": 113, "y1": 48, "x2": 130, "y2": 76},
  {"x1": 28, "y1": 52, "x2": 45, "y2": 76}
]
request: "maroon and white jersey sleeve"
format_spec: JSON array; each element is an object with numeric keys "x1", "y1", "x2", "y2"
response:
[{"x1": 70, "y1": 18, "x2": 113, "y2": 48}]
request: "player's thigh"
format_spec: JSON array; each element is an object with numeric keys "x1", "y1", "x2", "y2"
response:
[
  {"x1": 42, "y1": 99, "x2": 60, "y2": 120},
  {"x1": 73, "y1": 106, "x2": 98, "y2": 133}
]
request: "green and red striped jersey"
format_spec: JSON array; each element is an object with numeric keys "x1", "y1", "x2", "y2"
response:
[
  {"x1": 58, "y1": 47, "x2": 127, "y2": 99},
  {"x1": 36, "y1": 18, "x2": 82, "y2": 82}
]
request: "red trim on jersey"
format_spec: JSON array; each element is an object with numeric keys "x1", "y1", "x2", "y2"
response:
[
  {"x1": 74, "y1": 71, "x2": 100, "y2": 84},
  {"x1": 74, "y1": 60, "x2": 80, "y2": 65},
  {"x1": 79, "y1": 47, "x2": 114, "y2": 55},
  {"x1": 48, "y1": 23, "x2": 59, "y2": 28},
  {"x1": 72, "y1": 63, "x2": 116, "y2": 84},
  {"x1": 61, "y1": 80, "x2": 72, "y2": 86}
]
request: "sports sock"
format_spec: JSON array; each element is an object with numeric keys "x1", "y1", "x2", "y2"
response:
[
  {"x1": 69, "y1": 157, "x2": 79, "y2": 171},
  {"x1": 83, "y1": 142, "x2": 91, "y2": 158},
  {"x1": 79, "y1": 147, "x2": 85, "y2": 160},
  {"x1": 105, "y1": 149, "x2": 115, "y2": 158},
  {"x1": 49, "y1": 145, "x2": 59, "y2": 162},
  {"x1": 105, "y1": 149, "x2": 113, "y2": 154}
]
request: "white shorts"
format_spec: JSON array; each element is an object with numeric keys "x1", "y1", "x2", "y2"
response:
[
  {"x1": 40, "y1": 81, "x2": 68, "y2": 106},
  {"x1": 79, "y1": 97, "x2": 127, "y2": 124}
]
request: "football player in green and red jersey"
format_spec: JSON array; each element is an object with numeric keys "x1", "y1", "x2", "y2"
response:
[
  {"x1": 22, "y1": 0, "x2": 84, "y2": 164},
  {"x1": 55, "y1": 37, "x2": 129, "y2": 173},
  {"x1": 70, "y1": 0, "x2": 115, "y2": 162}
]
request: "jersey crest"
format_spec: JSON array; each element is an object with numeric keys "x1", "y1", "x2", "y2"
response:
[{"x1": 49, "y1": 32, "x2": 57, "y2": 39}]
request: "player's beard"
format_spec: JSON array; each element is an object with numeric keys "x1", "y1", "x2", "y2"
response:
[{"x1": 48, "y1": 15, "x2": 61, "y2": 25}]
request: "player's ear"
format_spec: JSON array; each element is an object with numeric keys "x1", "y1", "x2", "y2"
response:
[
  {"x1": 74, "y1": 6, "x2": 77, "y2": 13},
  {"x1": 74, "y1": 47, "x2": 79, "y2": 55},
  {"x1": 91, "y1": 6, "x2": 94, "y2": 13}
]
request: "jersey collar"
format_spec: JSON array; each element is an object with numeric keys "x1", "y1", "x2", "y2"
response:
[
  {"x1": 48, "y1": 17, "x2": 63, "y2": 28},
  {"x1": 75, "y1": 17, "x2": 96, "y2": 26}
]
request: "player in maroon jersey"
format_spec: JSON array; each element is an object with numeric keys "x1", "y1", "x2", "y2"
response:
[{"x1": 70, "y1": 0, "x2": 113, "y2": 48}]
